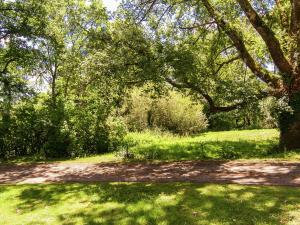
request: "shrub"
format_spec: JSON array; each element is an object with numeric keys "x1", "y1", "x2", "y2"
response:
[
  {"x1": 106, "y1": 116, "x2": 128, "y2": 151},
  {"x1": 115, "y1": 137, "x2": 137, "y2": 160},
  {"x1": 0, "y1": 93, "x2": 128, "y2": 159},
  {"x1": 123, "y1": 89, "x2": 152, "y2": 131},
  {"x1": 124, "y1": 88, "x2": 208, "y2": 135},
  {"x1": 152, "y1": 92, "x2": 208, "y2": 135},
  {"x1": 0, "y1": 98, "x2": 47, "y2": 158}
]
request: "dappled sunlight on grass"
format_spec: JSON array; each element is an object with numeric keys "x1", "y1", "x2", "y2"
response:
[
  {"x1": 0, "y1": 183, "x2": 300, "y2": 224},
  {"x1": 3, "y1": 129, "x2": 300, "y2": 164},
  {"x1": 127, "y1": 129, "x2": 293, "y2": 161}
]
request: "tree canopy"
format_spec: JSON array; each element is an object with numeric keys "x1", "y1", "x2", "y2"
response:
[
  {"x1": 121, "y1": 0, "x2": 300, "y2": 149},
  {"x1": 0, "y1": 0, "x2": 299, "y2": 159}
]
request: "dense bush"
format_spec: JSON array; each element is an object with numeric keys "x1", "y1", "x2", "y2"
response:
[
  {"x1": 0, "y1": 95, "x2": 127, "y2": 159},
  {"x1": 0, "y1": 99, "x2": 46, "y2": 158},
  {"x1": 123, "y1": 89, "x2": 152, "y2": 131},
  {"x1": 124, "y1": 88, "x2": 278, "y2": 133},
  {"x1": 152, "y1": 92, "x2": 208, "y2": 134},
  {"x1": 123, "y1": 89, "x2": 208, "y2": 135}
]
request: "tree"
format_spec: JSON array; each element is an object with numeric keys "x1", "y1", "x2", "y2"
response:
[
  {"x1": 0, "y1": 0, "x2": 129, "y2": 158},
  {"x1": 0, "y1": 0, "x2": 48, "y2": 156},
  {"x1": 124, "y1": 0, "x2": 300, "y2": 150}
]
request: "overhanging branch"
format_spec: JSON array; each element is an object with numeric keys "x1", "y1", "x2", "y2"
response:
[
  {"x1": 213, "y1": 55, "x2": 240, "y2": 76},
  {"x1": 0, "y1": 58, "x2": 16, "y2": 75},
  {"x1": 201, "y1": 0, "x2": 282, "y2": 90},
  {"x1": 237, "y1": 0, "x2": 294, "y2": 77},
  {"x1": 165, "y1": 76, "x2": 260, "y2": 114}
]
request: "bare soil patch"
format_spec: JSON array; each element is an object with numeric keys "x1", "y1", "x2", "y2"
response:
[{"x1": 1, "y1": 160, "x2": 300, "y2": 186}]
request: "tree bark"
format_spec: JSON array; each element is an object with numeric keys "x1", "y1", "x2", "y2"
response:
[
  {"x1": 279, "y1": 92, "x2": 300, "y2": 150},
  {"x1": 237, "y1": 0, "x2": 294, "y2": 77},
  {"x1": 201, "y1": 0, "x2": 300, "y2": 150},
  {"x1": 201, "y1": 0, "x2": 282, "y2": 90}
]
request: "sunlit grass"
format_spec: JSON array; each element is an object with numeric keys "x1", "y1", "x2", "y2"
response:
[
  {"x1": 126, "y1": 129, "x2": 300, "y2": 161},
  {"x1": 0, "y1": 183, "x2": 299, "y2": 225},
  {"x1": 3, "y1": 129, "x2": 300, "y2": 164},
  {"x1": 1, "y1": 152, "x2": 119, "y2": 165}
]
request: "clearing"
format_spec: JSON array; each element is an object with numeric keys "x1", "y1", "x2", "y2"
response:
[{"x1": 1, "y1": 129, "x2": 300, "y2": 224}]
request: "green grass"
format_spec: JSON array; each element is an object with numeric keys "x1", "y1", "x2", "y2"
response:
[
  {"x1": 125, "y1": 129, "x2": 300, "y2": 161},
  {"x1": 127, "y1": 129, "x2": 277, "y2": 160},
  {"x1": 3, "y1": 129, "x2": 300, "y2": 164},
  {"x1": 3, "y1": 152, "x2": 119, "y2": 164},
  {"x1": 2, "y1": 130, "x2": 300, "y2": 224},
  {"x1": 0, "y1": 183, "x2": 300, "y2": 225}
]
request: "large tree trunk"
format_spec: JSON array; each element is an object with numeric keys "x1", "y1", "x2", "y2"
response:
[{"x1": 279, "y1": 92, "x2": 300, "y2": 150}]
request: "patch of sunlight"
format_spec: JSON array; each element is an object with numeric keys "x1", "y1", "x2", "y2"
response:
[
  {"x1": 98, "y1": 202, "x2": 125, "y2": 213},
  {"x1": 126, "y1": 202, "x2": 153, "y2": 213},
  {"x1": 197, "y1": 184, "x2": 227, "y2": 196},
  {"x1": 136, "y1": 216, "x2": 149, "y2": 224},
  {"x1": 155, "y1": 193, "x2": 180, "y2": 206},
  {"x1": 287, "y1": 209, "x2": 300, "y2": 225},
  {"x1": 264, "y1": 200, "x2": 277, "y2": 208},
  {"x1": 240, "y1": 191, "x2": 256, "y2": 200},
  {"x1": 64, "y1": 153, "x2": 119, "y2": 163}
]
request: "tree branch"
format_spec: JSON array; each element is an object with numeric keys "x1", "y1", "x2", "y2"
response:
[
  {"x1": 154, "y1": 5, "x2": 173, "y2": 28},
  {"x1": 201, "y1": 0, "x2": 282, "y2": 90},
  {"x1": 165, "y1": 76, "x2": 253, "y2": 114},
  {"x1": 179, "y1": 21, "x2": 215, "y2": 30},
  {"x1": 237, "y1": 0, "x2": 294, "y2": 77},
  {"x1": 275, "y1": 0, "x2": 289, "y2": 31},
  {"x1": 213, "y1": 55, "x2": 240, "y2": 76},
  {"x1": 290, "y1": 0, "x2": 300, "y2": 36},
  {"x1": 0, "y1": 58, "x2": 16, "y2": 75},
  {"x1": 138, "y1": 0, "x2": 158, "y2": 23}
]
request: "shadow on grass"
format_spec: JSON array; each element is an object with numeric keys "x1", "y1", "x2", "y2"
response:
[
  {"x1": 2, "y1": 129, "x2": 300, "y2": 164},
  {"x1": 1, "y1": 183, "x2": 299, "y2": 224},
  {"x1": 131, "y1": 139, "x2": 281, "y2": 161}
]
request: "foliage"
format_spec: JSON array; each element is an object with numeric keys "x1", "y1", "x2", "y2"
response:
[
  {"x1": 115, "y1": 136, "x2": 137, "y2": 160},
  {"x1": 124, "y1": 88, "x2": 208, "y2": 135},
  {"x1": 0, "y1": 93, "x2": 128, "y2": 158},
  {"x1": 3, "y1": 129, "x2": 300, "y2": 164},
  {"x1": 0, "y1": 0, "x2": 131, "y2": 158},
  {"x1": 152, "y1": 91, "x2": 208, "y2": 134},
  {"x1": 1, "y1": 0, "x2": 300, "y2": 159},
  {"x1": 106, "y1": 116, "x2": 128, "y2": 151},
  {"x1": 209, "y1": 97, "x2": 278, "y2": 130},
  {"x1": 123, "y1": 0, "x2": 300, "y2": 150},
  {"x1": 123, "y1": 88, "x2": 153, "y2": 131}
]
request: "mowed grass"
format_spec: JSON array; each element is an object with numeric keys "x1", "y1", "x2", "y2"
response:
[
  {"x1": 3, "y1": 129, "x2": 300, "y2": 164},
  {"x1": 0, "y1": 183, "x2": 300, "y2": 225}
]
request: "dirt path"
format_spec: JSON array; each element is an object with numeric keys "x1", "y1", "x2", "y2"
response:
[{"x1": 1, "y1": 160, "x2": 300, "y2": 186}]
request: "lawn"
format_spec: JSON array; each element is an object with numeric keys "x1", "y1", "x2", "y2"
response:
[
  {"x1": 0, "y1": 183, "x2": 299, "y2": 225},
  {"x1": 1, "y1": 130, "x2": 300, "y2": 225},
  {"x1": 3, "y1": 129, "x2": 300, "y2": 164},
  {"x1": 62, "y1": 129, "x2": 300, "y2": 162},
  {"x1": 126, "y1": 129, "x2": 281, "y2": 160}
]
